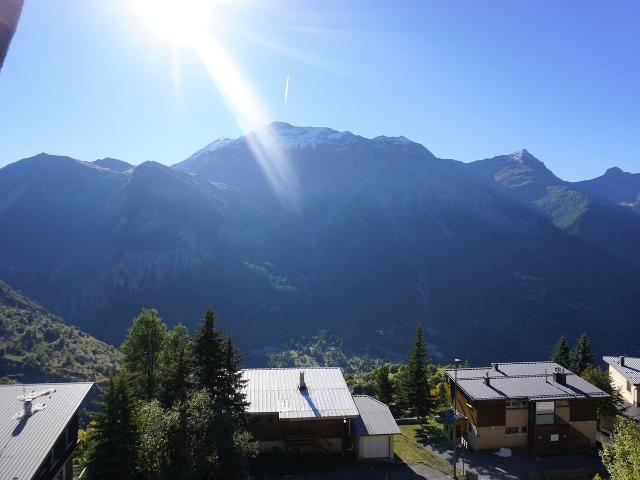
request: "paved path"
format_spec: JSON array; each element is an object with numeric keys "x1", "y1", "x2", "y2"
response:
[{"x1": 252, "y1": 462, "x2": 451, "y2": 479}]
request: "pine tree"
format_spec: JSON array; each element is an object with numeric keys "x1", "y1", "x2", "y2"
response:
[
  {"x1": 157, "y1": 324, "x2": 192, "y2": 408},
  {"x1": 121, "y1": 308, "x2": 167, "y2": 400},
  {"x1": 192, "y1": 308, "x2": 224, "y2": 396},
  {"x1": 219, "y1": 335, "x2": 249, "y2": 417},
  {"x1": 551, "y1": 336, "x2": 572, "y2": 369},
  {"x1": 215, "y1": 336, "x2": 255, "y2": 478},
  {"x1": 86, "y1": 375, "x2": 139, "y2": 480},
  {"x1": 397, "y1": 325, "x2": 431, "y2": 417},
  {"x1": 571, "y1": 333, "x2": 595, "y2": 374},
  {"x1": 375, "y1": 364, "x2": 394, "y2": 406},
  {"x1": 581, "y1": 366, "x2": 626, "y2": 422}
]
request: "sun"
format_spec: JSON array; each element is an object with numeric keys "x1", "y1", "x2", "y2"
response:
[{"x1": 135, "y1": 0, "x2": 211, "y2": 46}]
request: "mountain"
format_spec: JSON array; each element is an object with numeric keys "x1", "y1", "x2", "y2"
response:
[
  {"x1": 0, "y1": 279, "x2": 121, "y2": 383},
  {"x1": 93, "y1": 157, "x2": 134, "y2": 172},
  {"x1": 575, "y1": 166, "x2": 640, "y2": 210},
  {"x1": 0, "y1": 124, "x2": 639, "y2": 363},
  {"x1": 462, "y1": 150, "x2": 640, "y2": 269}
]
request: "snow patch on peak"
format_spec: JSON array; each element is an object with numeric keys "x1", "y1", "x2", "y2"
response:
[
  {"x1": 252, "y1": 123, "x2": 357, "y2": 150},
  {"x1": 197, "y1": 137, "x2": 234, "y2": 155}
]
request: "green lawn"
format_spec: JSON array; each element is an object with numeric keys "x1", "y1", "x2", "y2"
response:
[{"x1": 394, "y1": 423, "x2": 454, "y2": 476}]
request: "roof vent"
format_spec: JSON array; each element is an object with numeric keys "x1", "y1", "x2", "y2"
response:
[
  {"x1": 553, "y1": 367, "x2": 567, "y2": 385},
  {"x1": 298, "y1": 371, "x2": 307, "y2": 391},
  {"x1": 14, "y1": 388, "x2": 56, "y2": 420},
  {"x1": 483, "y1": 371, "x2": 491, "y2": 386},
  {"x1": 492, "y1": 363, "x2": 499, "y2": 371},
  {"x1": 620, "y1": 356, "x2": 625, "y2": 367}
]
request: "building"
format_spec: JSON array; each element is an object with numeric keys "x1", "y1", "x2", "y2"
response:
[
  {"x1": 445, "y1": 362, "x2": 608, "y2": 455},
  {"x1": 0, "y1": 382, "x2": 93, "y2": 480},
  {"x1": 603, "y1": 355, "x2": 640, "y2": 420},
  {"x1": 241, "y1": 368, "x2": 360, "y2": 455},
  {"x1": 351, "y1": 395, "x2": 400, "y2": 460}
]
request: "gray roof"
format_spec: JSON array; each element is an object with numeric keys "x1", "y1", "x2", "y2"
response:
[
  {"x1": 241, "y1": 368, "x2": 359, "y2": 420},
  {"x1": 604, "y1": 356, "x2": 640, "y2": 385},
  {"x1": 445, "y1": 361, "x2": 608, "y2": 401},
  {"x1": 439, "y1": 409, "x2": 467, "y2": 425},
  {"x1": 352, "y1": 395, "x2": 400, "y2": 436},
  {"x1": 0, "y1": 382, "x2": 93, "y2": 480}
]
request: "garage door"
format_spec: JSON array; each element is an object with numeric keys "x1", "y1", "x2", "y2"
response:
[{"x1": 362, "y1": 436, "x2": 389, "y2": 458}]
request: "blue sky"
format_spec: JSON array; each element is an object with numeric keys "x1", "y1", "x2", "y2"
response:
[{"x1": 0, "y1": 0, "x2": 638, "y2": 180}]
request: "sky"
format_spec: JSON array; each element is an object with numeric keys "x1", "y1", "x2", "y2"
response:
[{"x1": 0, "y1": 0, "x2": 638, "y2": 181}]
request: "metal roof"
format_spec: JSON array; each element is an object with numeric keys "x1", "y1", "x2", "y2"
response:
[
  {"x1": 604, "y1": 356, "x2": 640, "y2": 385},
  {"x1": 0, "y1": 382, "x2": 93, "y2": 480},
  {"x1": 241, "y1": 368, "x2": 359, "y2": 420},
  {"x1": 445, "y1": 361, "x2": 608, "y2": 401},
  {"x1": 439, "y1": 409, "x2": 467, "y2": 425},
  {"x1": 352, "y1": 395, "x2": 400, "y2": 436}
]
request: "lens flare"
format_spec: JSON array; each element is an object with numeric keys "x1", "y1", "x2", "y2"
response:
[{"x1": 134, "y1": 0, "x2": 299, "y2": 208}]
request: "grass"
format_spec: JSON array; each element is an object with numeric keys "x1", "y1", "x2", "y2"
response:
[{"x1": 394, "y1": 422, "x2": 454, "y2": 476}]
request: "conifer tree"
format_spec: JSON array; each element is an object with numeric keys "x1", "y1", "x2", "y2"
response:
[
  {"x1": 375, "y1": 364, "x2": 394, "y2": 406},
  {"x1": 571, "y1": 333, "x2": 595, "y2": 374},
  {"x1": 397, "y1": 325, "x2": 431, "y2": 417},
  {"x1": 551, "y1": 336, "x2": 572, "y2": 369},
  {"x1": 86, "y1": 375, "x2": 139, "y2": 480},
  {"x1": 157, "y1": 324, "x2": 192, "y2": 408},
  {"x1": 192, "y1": 308, "x2": 224, "y2": 396},
  {"x1": 219, "y1": 335, "x2": 249, "y2": 417},
  {"x1": 121, "y1": 308, "x2": 167, "y2": 400}
]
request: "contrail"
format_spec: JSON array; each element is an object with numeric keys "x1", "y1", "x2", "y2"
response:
[{"x1": 284, "y1": 74, "x2": 289, "y2": 105}]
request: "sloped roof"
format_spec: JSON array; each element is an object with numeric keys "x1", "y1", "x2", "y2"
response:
[
  {"x1": 0, "y1": 382, "x2": 93, "y2": 480},
  {"x1": 352, "y1": 395, "x2": 400, "y2": 436},
  {"x1": 604, "y1": 356, "x2": 640, "y2": 385},
  {"x1": 241, "y1": 368, "x2": 359, "y2": 420},
  {"x1": 445, "y1": 361, "x2": 608, "y2": 401}
]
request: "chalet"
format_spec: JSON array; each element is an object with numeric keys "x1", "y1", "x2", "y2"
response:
[
  {"x1": 241, "y1": 368, "x2": 400, "y2": 460},
  {"x1": 445, "y1": 362, "x2": 608, "y2": 455},
  {"x1": 242, "y1": 368, "x2": 359, "y2": 455},
  {"x1": 603, "y1": 355, "x2": 640, "y2": 420},
  {"x1": 0, "y1": 382, "x2": 93, "y2": 480}
]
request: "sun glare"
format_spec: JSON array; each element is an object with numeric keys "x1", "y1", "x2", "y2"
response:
[
  {"x1": 135, "y1": 0, "x2": 210, "y2": 45},
  {"x1": 133, "y1": 0, "x2": 300, "y2": 208}
]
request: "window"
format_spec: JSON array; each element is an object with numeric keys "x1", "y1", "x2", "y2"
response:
[
  {"x1": 521, "y1": 425, "x2": 528, "y2": 433},
  {"x1": 506, "y1": 399, "x2": 527, "y2": 409},
  {"x1": 555, "y1": 400, "x2": 569, "y2": 407},
  {"x1": 536, "y1": 401, "x2": 555, "y2": 425},
  {"x1": 505, "y1": 427, "x2": 519, "y2": 435},
  {"x1": 627, "y1": 380, "x2": 632, "y2": 392}
]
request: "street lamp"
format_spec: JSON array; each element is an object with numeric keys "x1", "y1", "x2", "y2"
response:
[{"x1": 452, "y1": 358, "x2": 462, "y2": 479}]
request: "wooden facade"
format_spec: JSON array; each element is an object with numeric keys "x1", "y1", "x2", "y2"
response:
[
  {"x1": 247, "y1": 414, "x2": 350, "y2": 456},
  {"x1": 454, "y1": 389, "x2": 597, "y2": 455}
]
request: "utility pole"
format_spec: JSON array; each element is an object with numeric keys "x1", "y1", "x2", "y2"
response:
[{"x1": 452, "y1": 358, "x2": 461, "y2": 479}]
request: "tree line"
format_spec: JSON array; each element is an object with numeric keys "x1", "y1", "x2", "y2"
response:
[{"x1": 82, "y1": 308, "x2": 256, "y2": 480}]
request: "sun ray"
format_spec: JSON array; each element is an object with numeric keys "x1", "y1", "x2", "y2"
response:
[{"x1": 133, "y1": 0, "x2": 300, "y2": 208}]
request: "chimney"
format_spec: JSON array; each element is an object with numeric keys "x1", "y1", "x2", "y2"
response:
[
  {"x1": 298, "y1": 371, "x2": 307, "y2": 390},
  {"x1": 553, "y1": 367, "x2": 567, "y2": 385},
  {"x1": 492, "y1": 363, "x2": 499, "y2": 371},
  {"x1": 484, "y1": 371, "x2": 491, "y2": 386},
  {"x1": 620, "y1": 356, "x2": 625, "y2": 367}
]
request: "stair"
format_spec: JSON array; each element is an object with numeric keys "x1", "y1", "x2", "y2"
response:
[{"x1": 286, "y1": 434, "x2": 334, "y2": 456}]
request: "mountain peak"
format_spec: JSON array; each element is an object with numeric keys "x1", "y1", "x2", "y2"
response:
[
  {"x1": 93, "y1": 157, "x2": 133, "y2": 172},
  {"x1": 604, "y1": 166, "x2": 625, "y2": 176}
]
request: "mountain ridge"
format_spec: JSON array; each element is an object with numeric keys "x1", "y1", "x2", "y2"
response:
[{"x1": 1, "y1": 123, "x2": 639, "y2": 363}]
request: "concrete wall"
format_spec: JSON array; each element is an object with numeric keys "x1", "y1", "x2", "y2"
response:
[
  {"x1": 257, "y1": 438, "x2": 342, "y2": 454},
  {"x1": 609, "y1": 366, "x2": 637, "y2": 406}
]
